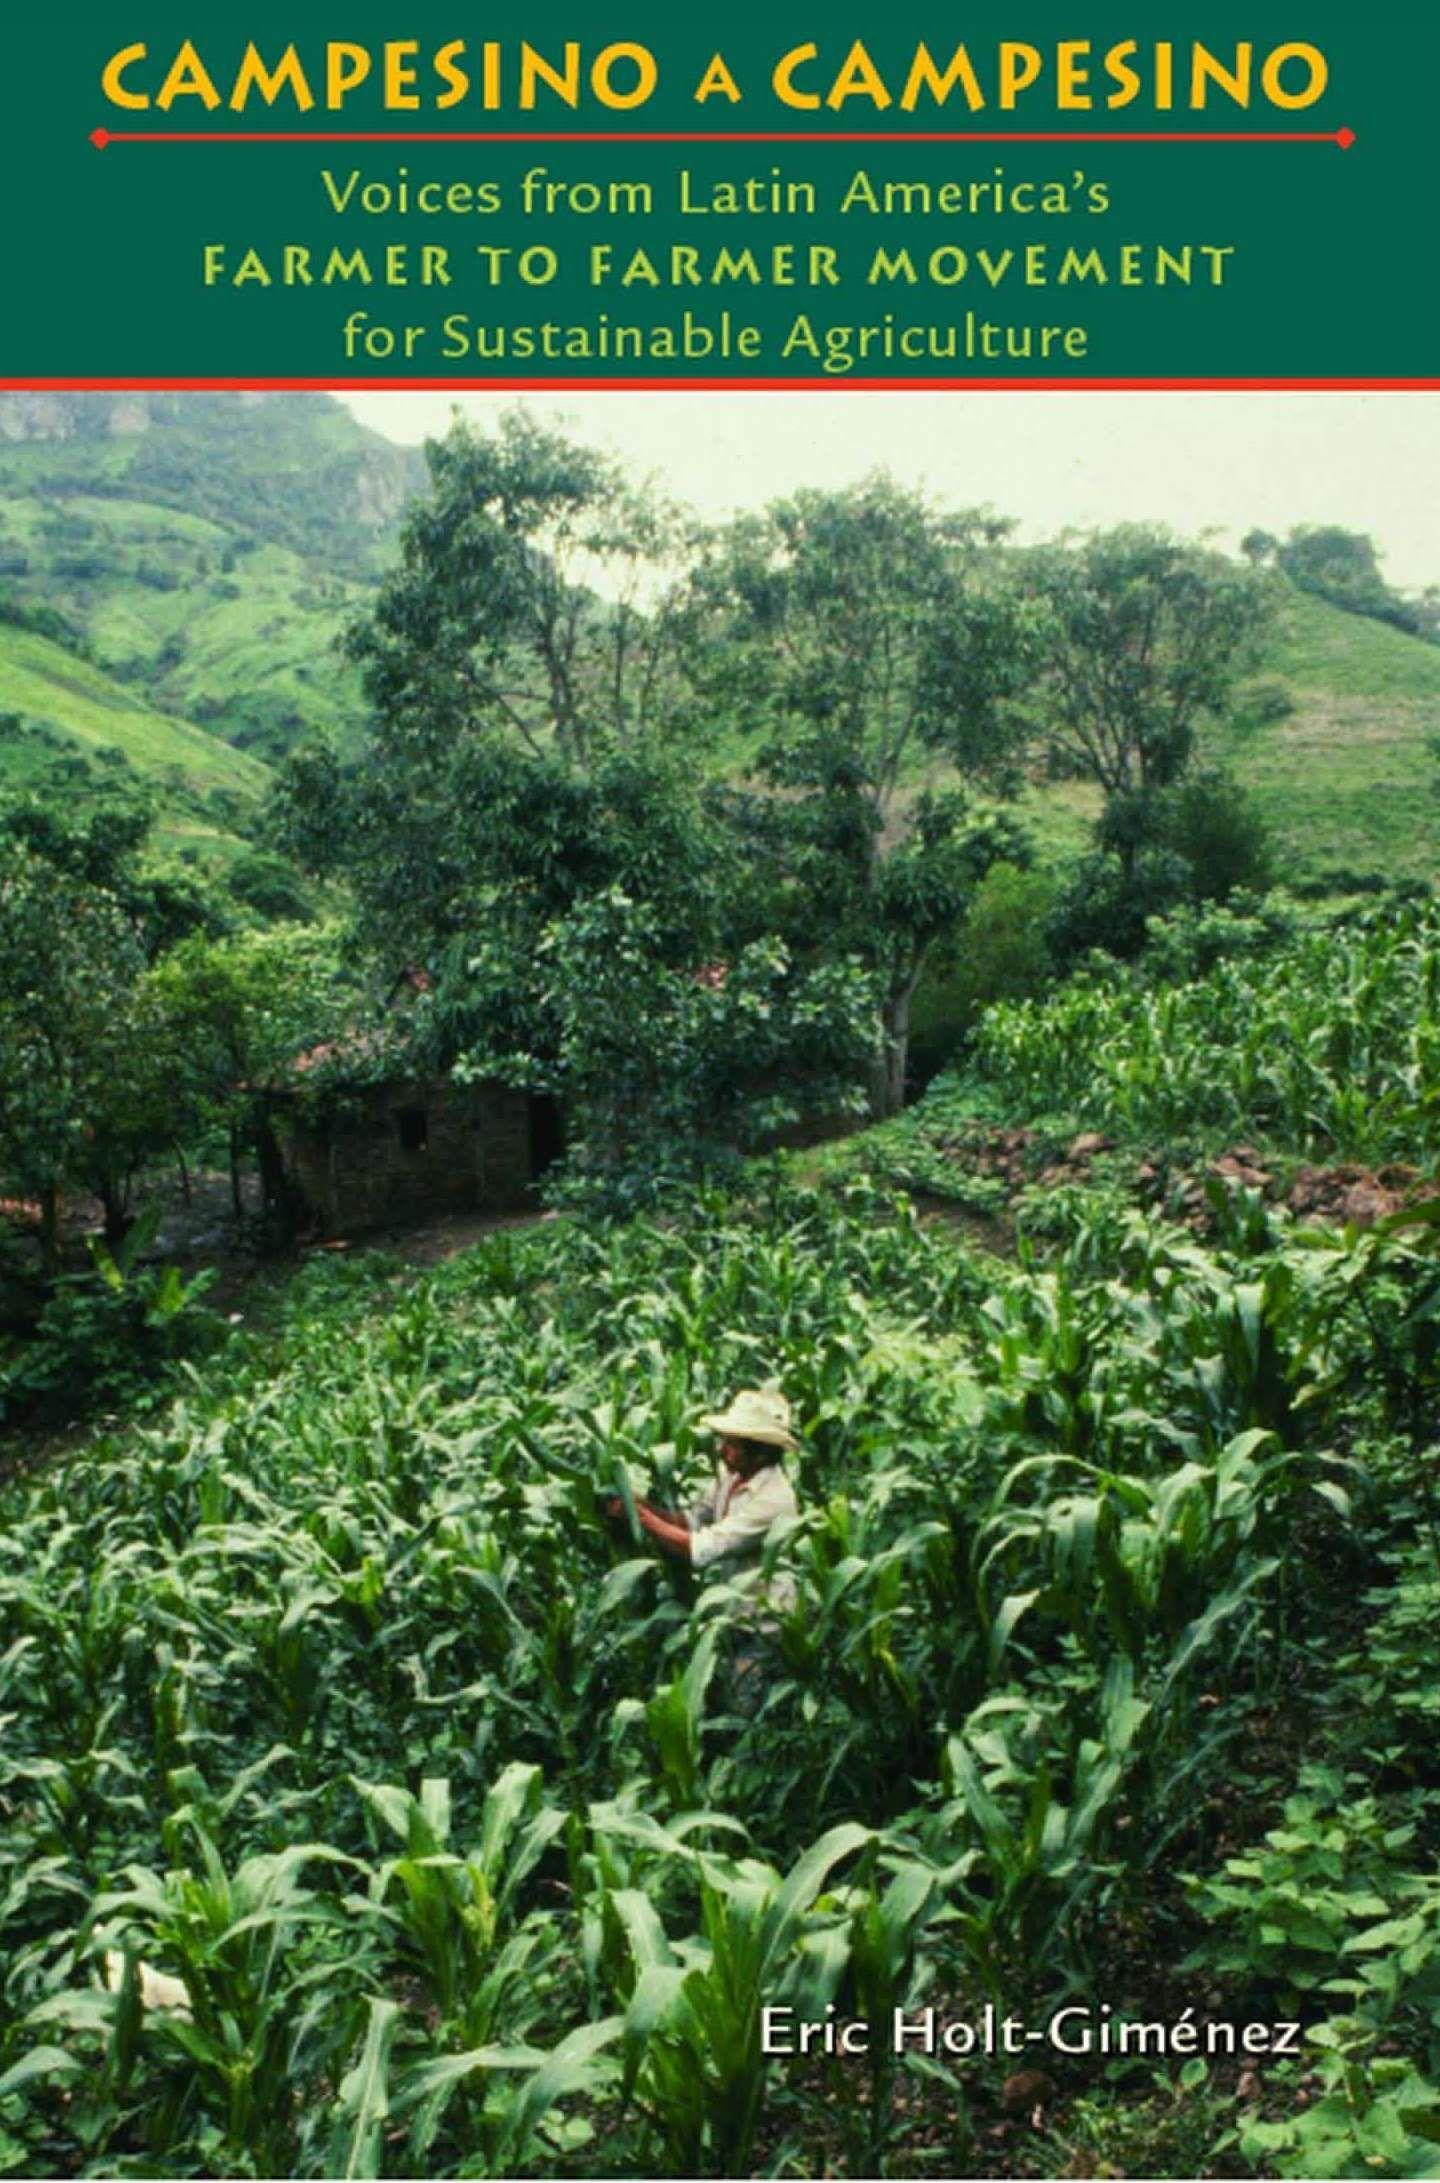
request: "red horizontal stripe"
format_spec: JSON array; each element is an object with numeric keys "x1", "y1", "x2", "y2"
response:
[{"x1": 3, "y1": 378, "x2": 1431, "y2": 394}]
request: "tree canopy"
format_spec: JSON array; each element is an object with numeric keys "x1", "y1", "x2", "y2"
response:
[
  {"x1": 1029, "y1": 524, "x2": 1276, "y2": 805},
  {"x1": 345, "y1": 408, "x2": 689, "y2": 769},
  {"x1": 0, "y1": 842, "x2": 162, "y2": 1266},
  {"x1": 685, "y1": 476, "x2": 1039, "y2": 1109}
]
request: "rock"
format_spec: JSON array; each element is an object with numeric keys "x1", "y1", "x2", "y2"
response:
[
  {"x1": 1341, "y1": 1182, "x2": 1392, "y2": 1227},
  {"x1": 1001, "y1": 2068, "x2": 1055, "y2": 2116}
]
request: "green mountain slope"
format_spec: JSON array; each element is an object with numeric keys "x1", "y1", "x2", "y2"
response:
[
  {"x1": 997, "y1": 588, "x2": 1440, "y2": 886},
  {"x1": 0, "y1": 622, "x2": 269, "y2": 863},
  {"x1": 0, "y1": 490, "x2": 368, "y2": 759},
  {"x1": 0, "y1": 392, "x2": 423, "y2": 761},
  {"x1": 0, "y1": 392, "x2": 422, "y2": 573},
  {"x1": 1221, "y1": 589, "x2": 1440, "y2": 886}
]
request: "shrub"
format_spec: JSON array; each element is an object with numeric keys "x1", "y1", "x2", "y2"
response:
[
  {"x1": 1053, "y1": 771, "x2": 1274, "y2": 965},
  {"x1": 909, "y1": 862, "x2": 1055, "y2": 1081},
  {"x1": 1139, "y1": 891, "x2": 1303, "y2": 981},
  {"x1": 0, "y1": 1209, "x2": 221, "y2": 1424},
  {"x1": 226, "y1": 849, "x2": 314, "y2": 925},
  {"x1": 1240, "y1": 677, "x2": 1298, "y2": 726},
  {"x1": 1048, "y1": 846, "x2": 1194, "y2": 963},
  {"x1": 1158, "y1": 768, "x2": 1275, "y2": 901}
]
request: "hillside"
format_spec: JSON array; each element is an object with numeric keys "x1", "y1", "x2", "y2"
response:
[
  {"x1": 0, "y1": 393, "x2": 422, "y2": 573},
  {"x1": 1221, "y1": 586, "x2": 1440, "y2": 886},
  {"x1": 1003, "y1": 586, "x2": 1440, "y2": 887},
  {"x1": 0, "y1": 620, "x2": 269, "y2": 863},
  {"x1": 0, "y1": 491, "x2": 369, "y2": 760},
  {"x1": 0, "y1": 393, "x2": 423, "y2": 761}
]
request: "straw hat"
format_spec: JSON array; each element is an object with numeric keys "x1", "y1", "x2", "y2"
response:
[{"x1": 698, "y1": 1388, "x2": 798, "y2": 1452}]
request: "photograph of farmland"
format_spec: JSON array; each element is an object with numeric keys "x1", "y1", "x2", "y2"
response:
[{"x1": 2, "y1": 390, "x2": 1439, "y2": 2180}]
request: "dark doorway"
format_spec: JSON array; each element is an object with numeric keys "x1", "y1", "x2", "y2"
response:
[
  {"x1": 527, "y1": 1094, "x2": 564, "y2": 1181},
  {"x1": 395, "y1": 1105, "x2": 429, "y2": 1153}
]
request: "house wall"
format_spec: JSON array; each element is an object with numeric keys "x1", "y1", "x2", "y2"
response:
[{"x1": 282, "y1": 1076, "x2": 535, "y2": 1236}]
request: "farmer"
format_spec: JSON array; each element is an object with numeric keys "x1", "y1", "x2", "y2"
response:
[{"x1": 602, "y1": 1387, "x2": 800, "y2": 1623}]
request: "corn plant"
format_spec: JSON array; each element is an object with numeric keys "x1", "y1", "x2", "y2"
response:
[
  {"x1": 1, "y1": 1041, "x2": 1436, "y2": 2178},
  {"x1": 588, "y1": 1812, "x2": 871, "y2": 2175}
]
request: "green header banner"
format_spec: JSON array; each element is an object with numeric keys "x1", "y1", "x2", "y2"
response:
[{"x1": 2, "y1": 3, "x2": 1435, "y2": 384}]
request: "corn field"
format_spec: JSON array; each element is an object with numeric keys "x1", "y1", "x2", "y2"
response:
[
  {"x1": 973, "y1": 898, "x2": 1440, "y2": 1159},
  {"x1": 4, "y1": 916, "x2": 1440, "y2": 2176}
]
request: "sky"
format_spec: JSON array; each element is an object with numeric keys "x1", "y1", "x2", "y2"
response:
[{"x1": 340, "y1": 392, "x2": 1440, "y2": 590}]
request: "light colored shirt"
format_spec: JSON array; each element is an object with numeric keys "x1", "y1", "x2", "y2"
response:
[{"x1": 687, "y1": 1461, "x2": 799, "y2": 1614}]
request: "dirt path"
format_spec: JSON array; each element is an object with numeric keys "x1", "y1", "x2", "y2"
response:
[{"x1": 308, "y1": 1205, "x2": 554, "y2": 1268}]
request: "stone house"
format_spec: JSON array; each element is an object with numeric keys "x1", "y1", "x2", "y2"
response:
[{"x1": 272, "y1": 1072, "x2": 563, "y2": 1238}]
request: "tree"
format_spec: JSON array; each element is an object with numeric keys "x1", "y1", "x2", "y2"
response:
[
  {"x1": 273, "y1": 412, "x2": 700, "y2": 963},
  {"x1": 0, "y1": 844, "x2": 165, "y2": 1269},
  {"x1": 1051, "y1": 771, "x2": 1274, "y2": 965},
  {"x1": 909, "y1": 861, "x2": 1056, "y2": 1080},
  {"x1": 226, "y1": 848, "x2": 315, "y2": 926},
  {"x1": 1149, "y1": 768, "x2": 1274, "y2": 901},
  {"x1": 1274, "y1": 524, "x2": 1431, "y2": 638},
  {"x1": 274, "y1": 413, "x2": 878, "y2": 1185},
  {"x1": 0, "y1": 790, "x2": 226, "y2": 959},
  {"x1": 345, "y1": 407, "x2": 688, "y2": 770},
  {"x1": 459, "y1": 886, "x2": 880, "y2": 1212},
  {"x1": 685, "y1": 475, "x2": 1038, "y2": 1112},
  {"x1": 1030, "y1": 528, "x2": 1275, "y2": 828},
  {"x1": 145, "y1": 925, "x2": 364, "y2": 1229}
]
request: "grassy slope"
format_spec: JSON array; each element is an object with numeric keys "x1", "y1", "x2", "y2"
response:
[
  {"x1": 0, "y1": 622, "x2": 269, "y2": 862},
  {"x1": 1219, "y1": 589, "x2": 1440, "y2": 886},
  {"x1": 0, "y1": 491, "x2": 367, "y2": 756},
  {"x1": 957, "y1": 591, "x2": 1440, "y2": 886}
]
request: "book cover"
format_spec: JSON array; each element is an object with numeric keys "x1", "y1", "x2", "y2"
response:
[{"x1": 0, "y1": 7, "x2": 1437, "y2": 2180}]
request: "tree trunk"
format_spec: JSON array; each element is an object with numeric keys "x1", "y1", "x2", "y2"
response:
[
  {"x1": 228, "y1": 1124, "x2": 243, "y2": 1220},
  {"x1": 176, "y1": 1145, "x2": 192, "y2": 1207},
  {"x1": 873, "y1": 982, "x2": 915, "y2": 1121},
  {"x1": 101, "y1": 1176, "x2": 128, "y2": 1248},
  {"x1": 254, "y1": 1105, "x2": 303, "y2": 1252},
  {"x1": 39, "y1": 1183, "x2": 62, "y2": 1281}
]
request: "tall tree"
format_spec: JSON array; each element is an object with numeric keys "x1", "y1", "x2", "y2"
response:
[
  {"x1": 1029, "y1": 526, "x2": 1275, "y2": 825},
  {"x1": 273, "y1": 411, "x2": 700, "y2": 963},
  {"x1": 458, "y1": 885, "x2": 880, "y2": 1211},
  {"x1": 686, "y1": 475, "x2": 1038, "y2": 1113},
  {"x1": 0, "y1": 844, "x2": 164, "y2": 1268},
  {"x1": 345, "y1": 407, "x2": 687, "y2": 770}
]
